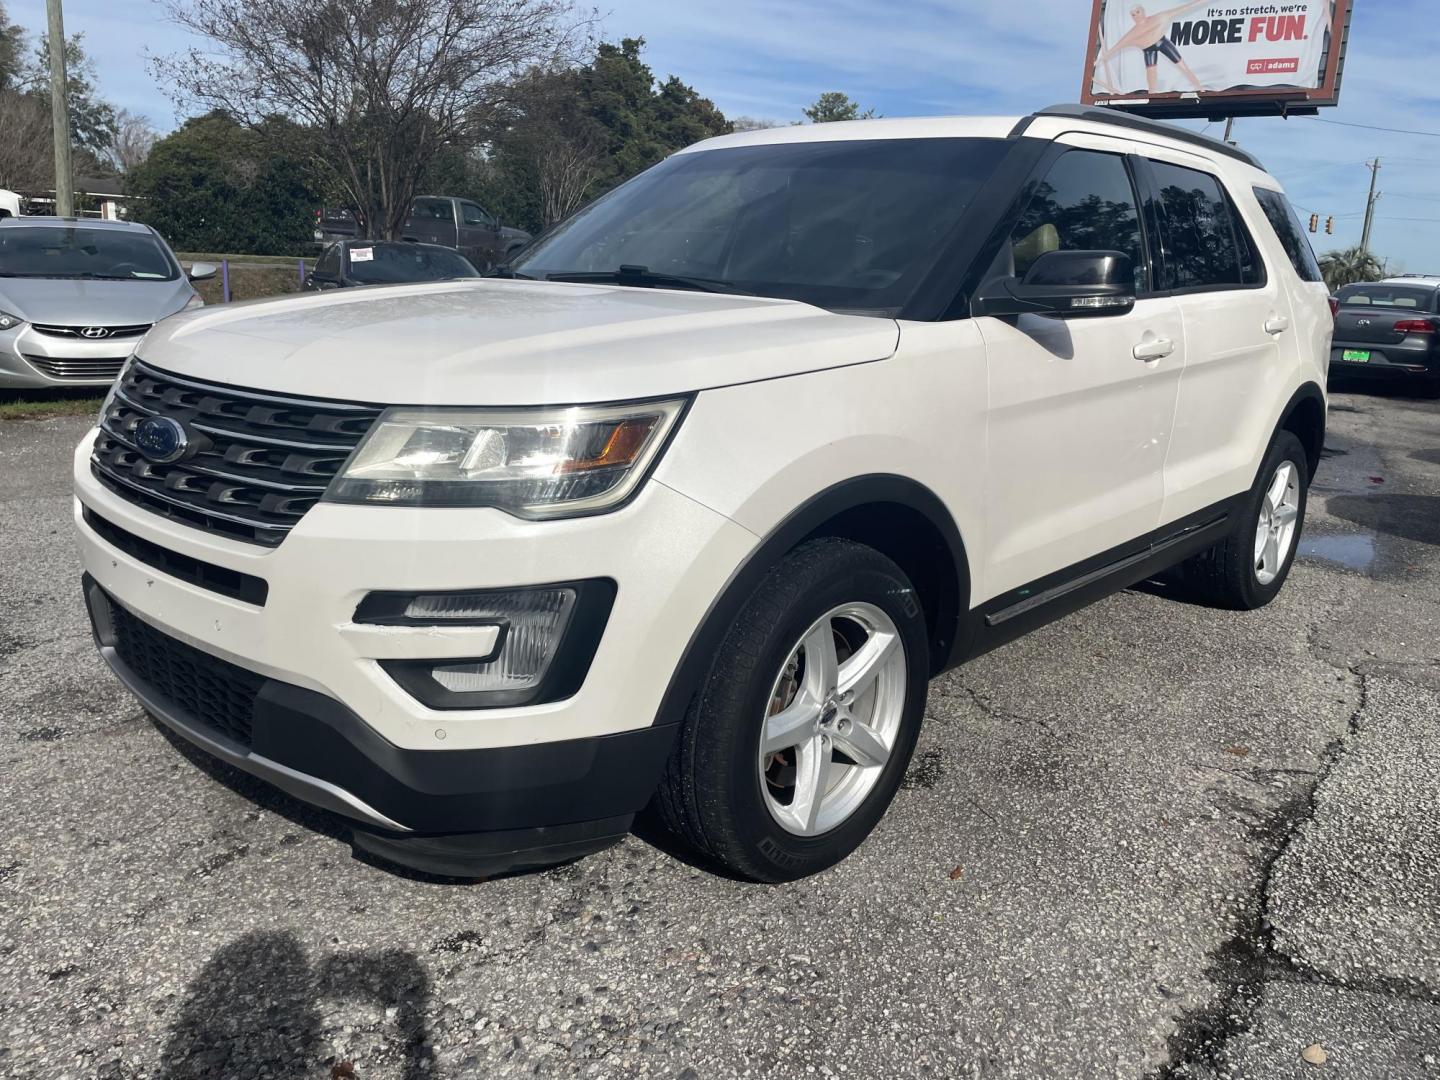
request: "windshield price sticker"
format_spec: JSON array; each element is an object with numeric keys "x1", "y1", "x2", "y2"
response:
[{"x1": 350, "y1": 247, "x2": 374, "y2": 263}]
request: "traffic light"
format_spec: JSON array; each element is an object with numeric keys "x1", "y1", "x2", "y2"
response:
[
  {"x1": 1325, "y1": 216, "x2": 1334, "y2": 234},
  {"x1": 1309, "y1": 213, "x2": 1319, "y2": 233}
]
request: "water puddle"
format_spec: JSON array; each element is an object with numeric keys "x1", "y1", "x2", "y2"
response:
[{"x1": 1299, "y1": 532, "x2": 1377, "y2": 573}]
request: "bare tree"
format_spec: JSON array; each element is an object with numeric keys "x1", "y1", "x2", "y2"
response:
[
  {"x1": 154, "y1": 0, "x2": 588, "y2": 239},
  {"x1": 498, "y1": 67, "x2": 603, "y2": 227},
  {"x1": 108, "y1": 109, "x2": 158, "y2": 174},
  {"x1": 730, "y1": 116, "x2": 779, "y2": 132},
  {"x1": 0, "y1": 88, "x2": 53, "y2": 190}
]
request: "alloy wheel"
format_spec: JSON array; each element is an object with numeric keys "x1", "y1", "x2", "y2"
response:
[{"x1": 1254, "y1": 461, "x2": 1301, "y2": 585}]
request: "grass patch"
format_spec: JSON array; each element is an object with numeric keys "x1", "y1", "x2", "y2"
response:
[
  {"x1": 193, "y1": 264, "x2": 311, "y2": 305},
  {"x1": 0, "y1": 390, "x2": 104, "y2": 421}
]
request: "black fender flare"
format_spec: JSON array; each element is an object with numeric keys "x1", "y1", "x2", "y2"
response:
[
  {"x1": 651, "y1": 474, "x2": 971, "y2": 730},
  {"x1": 1274, "y1": 381, "x2": 1327, "y2": 475}
]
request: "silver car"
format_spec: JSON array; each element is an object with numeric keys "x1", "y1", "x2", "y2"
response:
[{"x1": 0, "y1": 217, "x2": 215, "y2": 389}]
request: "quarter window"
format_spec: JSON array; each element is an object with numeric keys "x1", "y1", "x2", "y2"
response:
[
  {"x1": 1252, "y1": 187, "x2": 1324, "y2": 283},
  {"x1": 1150, "y1": 161, "x2": 1259, "y2": 290},
  {"x1": 1009, "y1": 150, "x2": 1147, "y2": 291}
]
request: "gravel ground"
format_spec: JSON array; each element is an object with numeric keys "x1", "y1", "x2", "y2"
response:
[{"x1": 1, "y1": 386, "x2": 1437, "y2": 1079}]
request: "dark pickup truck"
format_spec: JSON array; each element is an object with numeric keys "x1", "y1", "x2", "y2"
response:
[
  {"x1": 403, "y1": 196, "x2": 531, "y2": 270},
  {"x1": 1330, "y1": 279, "x2": 1440, "y2": 397}
]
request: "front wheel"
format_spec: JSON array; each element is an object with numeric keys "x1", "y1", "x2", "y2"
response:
[
  {"x1": 653, "y1": 538, "x2": 929, "y2": 882},
  {"x1": 1182, "y1": 430, "x2": 1310, "y2": 610}
]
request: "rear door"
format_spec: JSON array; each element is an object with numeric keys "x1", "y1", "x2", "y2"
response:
[
  {"x1": 1136, "y1": 154, "x2": 1291, "y2": 522},
  {"x1": 405, "y1": 198, "x2": 458, "y2": 248},
  {"x1": 978, "y1": 135, "x2": 1186, "y2": 598}
]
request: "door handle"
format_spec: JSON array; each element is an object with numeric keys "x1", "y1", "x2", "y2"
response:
[
  {"x1": 1264, "y1": 315, "x2": 1291, "y2": 335},
  {"x1": 1133, "y1": 337, "x2": 1175, "y2": 362}
]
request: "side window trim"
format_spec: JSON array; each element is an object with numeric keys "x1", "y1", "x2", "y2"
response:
[
  {"x1": 973, "y1": 143, "x2": 1155, "y2": 304},
  {"x1": 1134, "y1": 157, "x2": 1269, "y2": 297}
]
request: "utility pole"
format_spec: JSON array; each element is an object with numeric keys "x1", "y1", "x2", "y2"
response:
[
  {"x1": 1360, "y1": 158, "x2": 1382, "y2": 254},
  {"x1": 46, "y1": 0, "x2": 73, "y2": 218}
]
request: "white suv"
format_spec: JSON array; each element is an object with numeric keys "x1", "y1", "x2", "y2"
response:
[{"x1": 73, "y1": 105, "x2": 1332, "y2": 881}]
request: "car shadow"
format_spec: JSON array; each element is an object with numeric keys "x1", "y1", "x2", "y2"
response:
[{"x1": 157, "y1": 930, "x2": 433, "y2": 1079}]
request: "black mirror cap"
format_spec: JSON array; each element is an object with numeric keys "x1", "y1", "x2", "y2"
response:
[{"x1": 972, "y1": 249, "x2": 1136, "y2": 320}]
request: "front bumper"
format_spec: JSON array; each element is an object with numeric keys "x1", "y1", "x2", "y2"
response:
[
  {"x1": 85, "y1": 575, "x2": 674, "y2": 875},
  {"x1": 0, "y1": 325, "x2": 138, "y2": 389}
]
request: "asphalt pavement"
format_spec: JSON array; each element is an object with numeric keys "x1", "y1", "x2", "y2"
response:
[{"x1": 1, "y1": 386, "x2": 1437, "y2": 1079}]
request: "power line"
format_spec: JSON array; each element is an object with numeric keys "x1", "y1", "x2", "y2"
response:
[{"x1": 1304, "y1": 116, "x2": 1440, "y2": 138}]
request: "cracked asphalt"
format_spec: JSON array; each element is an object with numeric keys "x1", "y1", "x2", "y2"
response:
[{"x1": 2, "y1": 385, "x2": 1438, "y2": 1079}]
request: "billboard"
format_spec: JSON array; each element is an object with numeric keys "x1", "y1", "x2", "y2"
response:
[{"x1": 1082, "y1": 0, "x2": 1351, "y2": 119}]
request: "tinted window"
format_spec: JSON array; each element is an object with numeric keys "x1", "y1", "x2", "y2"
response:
[
  {"x1": 1151, "y1": 161, "x2": 1253, "y2": 290},
  {"x1": 1009, "y1": 150, "x2": 1146, "y2": 291},
  {"x1": 0, "y1": 226, "x2": 178, "y2": 281},
  {"x1": 344, "y1": 243, "x2": 478, "y2": 284},
  {"x1": 412, "y1": 198, "x2": 453, "y2": 222},
  {"x1": 314, "y1": 244, "x2": 341, "y2": 278},
  {"x1": 512, "y1": 138, "x2": 1011, "y2": 315},
  {"x1": 460, "y1": 202, "x2": 492, "y2": 227},
  {"x1": 1252, "y1": 188, "x2": 1323, "y2": 283},
  {"x1": 1336, "y1": 284, "x2": 1435, "y2": 309}
]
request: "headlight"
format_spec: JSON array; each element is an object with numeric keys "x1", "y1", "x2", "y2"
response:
[
  {"x1": 96, "y1": 357, "x2": 132, "y2": 424},
  {"x1": 0, "y1": 309, "x2": 24, "y2": 331},
  {"x1": 327, "y1": 399, "x2": 687, "y2": 516},
  {"x1": 184, "y1": 294, "x2": 205, "y2": 310}
]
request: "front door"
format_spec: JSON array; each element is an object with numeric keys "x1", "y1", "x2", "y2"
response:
[{"x1": 978, "y1": 139, "x2": 1185, "y2": 600}]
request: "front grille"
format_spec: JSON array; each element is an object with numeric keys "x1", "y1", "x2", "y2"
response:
[
  {"x1": 25, "y1": 354, "x2": 129, "y2": 381},
  {"x1": 108, "y1": 596, "x2": 263, "y2": 747},
  {"x1": 91, "y1": 360, "x2": 381, "y2": 546},
  {"x1": 32, "y1": 322, "x2": 151, "y2": 339}
]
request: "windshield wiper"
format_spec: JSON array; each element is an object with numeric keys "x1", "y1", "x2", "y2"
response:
[
  {"x1": 545, "y1": 265, "x2": 749, "y2": 295},
  {"x1": 481, "y1": 265, "x2": 535, "y2": 280}
]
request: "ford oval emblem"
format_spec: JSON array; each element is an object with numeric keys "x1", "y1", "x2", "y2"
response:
[{"x1": 134, "y1": 416, "x2": 190, "y2": 463}]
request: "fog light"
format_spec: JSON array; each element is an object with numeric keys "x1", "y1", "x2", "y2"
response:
[
  {"x1": 419, "y1": 588, "x2": 576, "y2": 693},
  {"x1": 358, "y1": 580, "x2": 616, "y2": 710}
]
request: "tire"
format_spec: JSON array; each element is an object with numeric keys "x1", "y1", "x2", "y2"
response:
[
  {"x1": 653, "y1": 538, "x2": 929, "y2": 882},
  {"x1": 1183, "y1": 430, "x2": 1309, "y2": 610}
]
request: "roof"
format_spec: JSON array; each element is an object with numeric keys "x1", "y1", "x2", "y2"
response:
[
  {"x1": 1376, "y1": 276, "x2": 1440, "y2": 286},
  {"x1": 684, "y1": 103, "x2": 1267, "y2": 174},
  {"x1": 0, "y1": 216, "x2": 152, "y2": 232}
]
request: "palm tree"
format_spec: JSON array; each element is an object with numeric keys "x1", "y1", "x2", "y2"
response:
[{"x1": 1319, "y1": 245, "x2": 1383, "y2": 292}]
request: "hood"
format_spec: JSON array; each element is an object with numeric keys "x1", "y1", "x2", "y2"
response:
[
  {"x1": 0, "y1": 276, "x2": 195, "y2": 326},
  {"x1": 136, "y1": 279, "x2": 900, "y2": 406}
]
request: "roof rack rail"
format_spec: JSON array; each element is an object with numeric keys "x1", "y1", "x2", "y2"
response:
[{"x1": 1010, "y1": 104, "x2": 1265, "y2": 170}]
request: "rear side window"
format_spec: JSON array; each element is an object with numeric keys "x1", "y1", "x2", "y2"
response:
[
  {"x1": 1252, "y1": 188, "x2": 1323, "y2": 283},
  {"x1": 1009, "y1": 149, "x2": 1147, "y2": 292},
  {"x1": 1149, "y1": 161, "x2": 1260, "y2": 291},
  {"x1": 412, "y1": 198, "x2": 453, "y2": 222}
]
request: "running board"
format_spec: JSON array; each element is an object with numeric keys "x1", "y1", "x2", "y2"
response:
[{"x1": 984, "y1": 512, "x2": 1231, "y2": 628}]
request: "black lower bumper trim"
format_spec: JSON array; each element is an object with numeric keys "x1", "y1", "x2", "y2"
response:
[
  {"x1": 352, "y1": 815, "x2": 633, "y2": 878},
  {"x1": 83, "y1": 576, "x2": 679, "y2": 862}
]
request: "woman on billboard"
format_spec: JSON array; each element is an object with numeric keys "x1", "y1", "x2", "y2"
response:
[{"x1": 1095, "y1": 1, "x2": 1212, "y2": 94}]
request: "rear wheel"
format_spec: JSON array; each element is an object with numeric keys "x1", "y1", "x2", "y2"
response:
[
  {"x1": 1182, "y1": 430, "x2": 1309, "y2": 610},
  {"x1": 653, "y1": 538, "x2": 929, "y2": 882}
]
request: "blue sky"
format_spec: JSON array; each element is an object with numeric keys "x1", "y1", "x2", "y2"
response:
[{"x1": 9, "y1": 0, "x2": 1440, "y2": 270}]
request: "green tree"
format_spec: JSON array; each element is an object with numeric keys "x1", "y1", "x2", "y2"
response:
[
  {"x1": 1319, "y1": 244, "x2": 1383, "y2": 292},
  {"x1": 126, "y1": 111, "x2": 320, "y2": 254},
  {"x1": 26, "y1": 32, "x2": 117, "y2": 155},
  {"x1": 803, "y1": 91, "x2": 876, "y2": 124},
  {"x1": 479, "y1": 38, "x2": 731, "y2": 234},
  {"x1": 0, "y1": 2, "x2": 23, "y2": 91}
]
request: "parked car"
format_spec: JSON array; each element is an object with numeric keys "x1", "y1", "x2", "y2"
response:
[
  {"x1": 313, "y1": 206, "x2": 364, "y2": 246},
  {"x1": 305, "y1": 240, "x2": 479, "y2": 291},
  {"x1": 0, "y1": 217, "x2": 214, "y2": 389},
  {"x1": 74, "y1": 105, "x2": 1330, "y2": 883},
  {"x1": 402, "y1": 196, "x2": 530, "y2": 269},
  {"x1": 1329, "y1": 278, "x2": 1440, "y2": 396},
  {"x1": 0, "y1": 188, "x2": 20, "y2": 219}
]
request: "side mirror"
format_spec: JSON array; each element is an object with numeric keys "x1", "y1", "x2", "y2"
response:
[
  {"x1": 973, "y1": 250, "x2": 1136, "y2": 319},
  {"x1": 187, "y1": 262, "x2": 218, "y2": 282}
]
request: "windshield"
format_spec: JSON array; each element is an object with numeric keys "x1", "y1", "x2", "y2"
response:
[
  {"x1": 346, "y1": 243, "x2": 478, "y2": 285},
  {"x1": 1337, "y1": 284, "x2": 1436, "y2": 310},
  {"x1": 511, "y1": 137, "x2": 1011, "y2": 315},
  {"x1": 0, "y1": 226, "x2": 178, "y2": 281}
]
